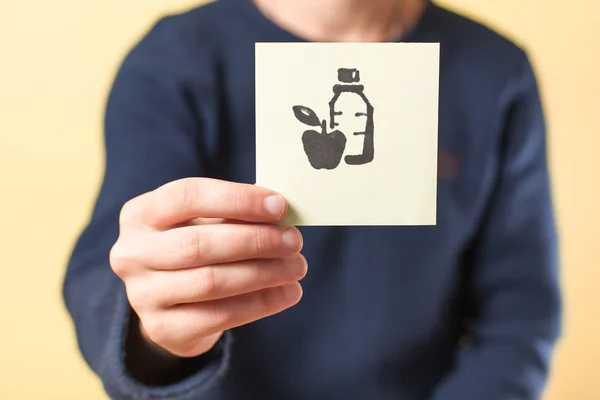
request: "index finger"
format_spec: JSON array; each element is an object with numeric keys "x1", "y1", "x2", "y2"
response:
[{"x1": 123, "y1": 178, "x2": 288, "y2": 228}]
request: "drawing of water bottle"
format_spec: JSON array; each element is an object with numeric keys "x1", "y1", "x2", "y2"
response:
[{"x1": 329, "y1": 68, "x2": 374, "y2": 165}]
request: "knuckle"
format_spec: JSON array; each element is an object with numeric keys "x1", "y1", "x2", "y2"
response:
[
  {"x1": 260, "y1": 258, "x2": 284, "y2": 282},
  {"x1": 109, "y1": 241, "x2": 130, "y2": 277},
  {"x1": 182, "y1": 229, "x2": 210, "y2": 266},
  {"x1": 142, "y1": 315, "x2": 171, "y2": 348},
  {"x1": 171, "y1": 178, "x2": 201, "y2": 214},
  {"x1": 119, "y1": 197, "x2": 142, "y2": 226},
  {"x1": 203, "y1": 305, "x2": 232, "y2": 331},
  {"x1": 256, "y1": 288, "x2": 273, "y2": 313},
  {"x1": 109, "y1": 234, "x2": 149, "y2": 278},
  {"x1": 250, "y1": 226, "x2": 273, "y2": 254},
  {"x1": 228, "y1": 186, "x2": 250, "y2": 215},
  {"x1": 195, "y1": 266, "x2": 217, "y2": 298},
  {"x1": 125, "y1": 281, "x2": 149, "y2": 310}
]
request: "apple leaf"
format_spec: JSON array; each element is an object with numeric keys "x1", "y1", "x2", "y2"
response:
[{"x1": 292, "y1": 105, "x2": 321, "y2": 126}]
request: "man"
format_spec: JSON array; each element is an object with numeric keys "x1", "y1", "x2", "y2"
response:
[{"x1": 63, "y1": 0, "x2": 562, "y2": 399}]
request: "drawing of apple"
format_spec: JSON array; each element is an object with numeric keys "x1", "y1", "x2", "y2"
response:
[{"x1": 292, "y1": 105, "x2": 347, "y2": 170}]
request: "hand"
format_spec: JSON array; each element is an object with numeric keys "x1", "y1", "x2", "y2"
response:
[{"x1": 110, "y1": 178, "x2": 306, "y2": 358}]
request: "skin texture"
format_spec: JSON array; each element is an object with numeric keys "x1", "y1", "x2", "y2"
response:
[{"x1": 114, "y1": 0, "x2": 426, "y2": 383}]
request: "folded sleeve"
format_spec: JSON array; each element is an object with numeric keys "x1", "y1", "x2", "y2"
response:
[
  {"x1": 431, "y1": 52, "x2": 562, "y2": 400},
  {"x1": 62, "y1": 18, "x2": 231, "y2": 400}
]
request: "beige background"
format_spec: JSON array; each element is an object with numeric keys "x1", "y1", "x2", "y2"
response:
[
  {"x1": 0, "y1": 0, "x2": 598, "y2": 398},
  {"x1": 256, "y1": 43, "x2": 439, "y2": 226}
]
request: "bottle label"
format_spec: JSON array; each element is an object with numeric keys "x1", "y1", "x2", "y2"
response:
[{"x1": 331, "y1": 92, "x2": 370, "y2": 158}]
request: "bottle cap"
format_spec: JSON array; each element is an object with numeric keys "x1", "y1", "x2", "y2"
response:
[{"x1": 338, "y1": 68, "x2": 360, "y2": 83}]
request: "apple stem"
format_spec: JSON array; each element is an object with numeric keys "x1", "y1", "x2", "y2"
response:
[{"x1": 321, "y1": 119, "x2": 327, "y2": 135}]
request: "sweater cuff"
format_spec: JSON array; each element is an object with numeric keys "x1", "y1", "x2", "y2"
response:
[{"x1": 102, "y1": 289, "x2": 232, "y2": 400}]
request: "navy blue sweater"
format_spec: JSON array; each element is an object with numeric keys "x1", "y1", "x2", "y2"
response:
[{"x1": 63, "y1": 1, "x2": 561, "y2": 399}]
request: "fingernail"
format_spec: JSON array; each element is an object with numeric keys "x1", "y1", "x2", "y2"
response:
[
  {"x1": 288, "y1": 256, "x2": 307, "y2": 277},
  {"x1": 265, "y1": 194, "x2": 286, "y2": 217},
  {"x1": 282, "y1": 228, "x2": 302, "y2": 251}
]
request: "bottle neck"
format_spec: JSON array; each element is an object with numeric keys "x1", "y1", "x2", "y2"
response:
[{"x1": 333, "y1": 84, "x2": 365, "y2": 95}]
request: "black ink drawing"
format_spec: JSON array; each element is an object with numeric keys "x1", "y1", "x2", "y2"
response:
[
  {"x1": 292, "y1": 106, "x2": 347, "y2": 170},
  {"x1": 293, "y1": 68, "x2": 374, "y2": 170}
]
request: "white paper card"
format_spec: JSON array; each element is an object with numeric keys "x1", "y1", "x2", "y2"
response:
[{"x1": 255, "y1": 42, "x2": 439, "y2": 226}]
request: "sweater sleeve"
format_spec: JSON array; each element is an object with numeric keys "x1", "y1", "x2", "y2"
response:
[
  {"x1": 62, "y1": 18, "x2": 231, "y2": 400},
  {"x1": 431, "y1": 52, "x2": 562, "y2": 400}
]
